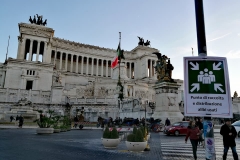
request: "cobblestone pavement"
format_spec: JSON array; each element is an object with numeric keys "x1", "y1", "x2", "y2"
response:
[
  {"x1": 1, "y1": 128, "x2": 238, "y2": 160},
  {"x1": 0, "y1": 128, "x2": 163, "y2": 160},
  {"x1": 159, "y1": 132, "x2": 240, "y2": 160}
]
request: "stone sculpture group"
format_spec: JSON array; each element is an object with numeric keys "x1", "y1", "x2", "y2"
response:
[{"x1": 29, "y1": 14, "x2": 47, "y2": 26}]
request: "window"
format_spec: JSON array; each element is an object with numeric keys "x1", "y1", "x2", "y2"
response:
[
  {"x1": 26, "y1": 81, "x2": 33, "y2": 90},
  {"x1": 183, "y1": 122, "x2": 189, "y2": 127}
]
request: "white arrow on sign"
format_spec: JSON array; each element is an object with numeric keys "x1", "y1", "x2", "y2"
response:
[
  {"x1": 214, "y1": 83, "x2": 224, "y2": 93},
  {"x1": 190, "y1": 62, "x2": 199, "y2": 70},
  {"x1": 190, "y1": 83, "x2": 200, "y2": 92},
  {"x1": 213, "y1": 62, "x2": 222, "y2": 70}
]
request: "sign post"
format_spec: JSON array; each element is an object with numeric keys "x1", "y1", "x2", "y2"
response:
[{"x1": 184, "y1": 1, "x2": 232, "y2": 159}]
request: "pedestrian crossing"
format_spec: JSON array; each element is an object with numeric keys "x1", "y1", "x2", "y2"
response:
[{"x1": 160, "y1": 134, "x2": 240, "y2": 160}]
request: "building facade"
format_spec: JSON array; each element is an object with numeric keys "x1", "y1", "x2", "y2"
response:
[{"x1": 0, "y1": 21, "x2": 185, "y2": 122}]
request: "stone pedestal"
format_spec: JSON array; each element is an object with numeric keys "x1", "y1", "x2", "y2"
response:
[
  {"x1": 4, "y1": 98, "x2": 39, "y2": 122},
  {"x1": 51, "y1": 86, "x2": 63, "y2": 104},
  {"x1": 112, "y1": 62, "x2": 129, "y2": 80},
  {"x1": 152, "y1": 82, "x2": 183, "y2": 124},
  {"x1": 5, "y1": 107, "x2": 40, "y2": 122}
]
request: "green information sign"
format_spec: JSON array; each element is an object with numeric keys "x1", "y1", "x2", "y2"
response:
[
  {"x1": 184, "y1": 56, "x2": 232, "y2": 118},
  {"x1": 188, "y1": 60, "x2": 226, "y2": 94}
]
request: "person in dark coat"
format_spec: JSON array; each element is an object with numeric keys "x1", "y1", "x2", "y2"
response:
[
  {"x1": 18, "y1": 115, "x2": 24, "y2": 128},
  {"x1": 73, "y1": 116, "x2": 79, "y2": 128},
  {"x1": 10, "y1": 116, "x2": 14, "y2": 122},
  {"x1": 165, "y1": 118, "x2": 170, "y2": 126},
  {"x1": 220, "y1": 118, "x2": 239, "y2": 160}
]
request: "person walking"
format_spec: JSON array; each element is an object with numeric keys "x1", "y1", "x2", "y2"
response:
[
  {"x1": 15, "y1": 115, "x2": 19, "y2": 126},
  {"x1": 18, "y1": 115, "x2": 24, "y2": 128},
  {"x1": 220, "y1": 118, "x2": 239, "y2": 160},
  {"x1": 196, "y1": 118, "x2": 204, "y2": 146},
  {"x1": 10, "y1": 116, "x2": 14, "y2": 122},
  {"x1": 73, "y1": 116, "x2": 79, "y2": 128},
  {"x1": 165, "y1": 118, "x2": 170, "y2": 126},
  {"x1": 185, "y1": 120, "x2": 200, "y2": 160}
]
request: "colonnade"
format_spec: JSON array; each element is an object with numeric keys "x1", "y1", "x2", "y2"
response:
[
  {"x1": 148, "y1": 59, "x2": 156, "y2": 78},
  {"x1": 23, "y1": 39, "x2": 46, "y2": 62},
  {"x1": 52, "y1": 50, "x2": 113, "y2": 77}
]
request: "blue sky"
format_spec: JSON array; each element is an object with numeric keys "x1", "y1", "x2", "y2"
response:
[{"x1": 0, "y1": 0, "x2": 240, "y2": 96}]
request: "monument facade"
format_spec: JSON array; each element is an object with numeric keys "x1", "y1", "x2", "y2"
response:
[{"x1": 0, "y1": 15, "x2": 185, "y2": 122}]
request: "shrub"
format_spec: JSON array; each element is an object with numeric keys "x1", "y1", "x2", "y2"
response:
[
  {"x1": 103, "y1": 126, "x2": 110, "y2": 138},
  {"x1": 110, "y1": 127, "x2": 119, "y2": 139},
  {"x1": 140, "y1": 126, "x2": 148, "y2": 137},
  {"x1": 127, "y1": 134, "x2": 135, "y2": 142},
  {"x1": 135, "y1": 129, "x2": 144, "y2": 142},
  {"x1": 127, "y1": 128, "x2": 144, "y2": 142},
  {"x1": 133, "y1": 126, "x2": 137, "y2": 134}
]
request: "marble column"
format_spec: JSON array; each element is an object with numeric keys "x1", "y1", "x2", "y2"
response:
[
  {"x1": 70, "y1": 54, "x2": 73, "y2": 72},
  {"x1": 129, "y1": 62, "x2": 132, "y2": 78},
  {"x1": 65, "y1": 53, "x2": 68, "y2": 71},
  {"x1": 86, "y1": 57, "x2": 89, "y2": 75},
  {"x1": 106, "y1": 60, "x2": 108, "y2": 77},
  {"x1": 28, "y1": 39, "x2": 33, "y2": 61},
  {"x1": 96, "y1": 59, "x2": 99, "y2": 76},
  {"x1": 91, "y1": 58, "x2": 94, "y2": 76},
  {"x1": 76, "y1": 56, "x2": 79, "y2": 73},
  {"x1": 111, "y1": 65, "x2": 113, "y2": 78},
  {"x1": 43, "y1": 42, "x2": 47, "y2": 63},
  {"x1": 145, "y1": 58, "x2": 148, "y2": 78},
  {"x1": 81, "y1": 56, "x2": 84, "y2": 74},
  {"x1": 153, "y1": 60, "x2": 157, "y2": 79},
  {"x1": 101, "y1": 60, "x2": 103, "y2": 77},
  {"x1": 36, "y1": 41, "x2": 40, "y2": 61},
  {"x1": 59, "y1": 52, "x2": 62, "y2": 70},
  {"x1": 150, "y1": 59, "x2": 152, "y2": 78}
]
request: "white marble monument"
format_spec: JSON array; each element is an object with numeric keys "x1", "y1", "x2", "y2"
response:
[{"x1": 152, "y1": 82, "x2": 184, "y2": 123}]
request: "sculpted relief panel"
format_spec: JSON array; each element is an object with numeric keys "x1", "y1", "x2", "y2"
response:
[
  {"x1": 167, "y1": 96, "x2": 176, "y2": 106},
  {"x1": 21, "y1": 28, "x2": 51, "y2": 38},
  {"x1": 76, "y1": 86, "x2": 116, "y2": 98},
  {"x1": 135, "y1": 90, "x2": 148, "y2": 99}
]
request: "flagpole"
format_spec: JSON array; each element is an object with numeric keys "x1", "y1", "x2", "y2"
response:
[
  {"x1": 118, "y1": 32, "x2": 121, "y2": 109},
  {"x1": 6, "y1": 36, "x2": 10, "y2": 62},
  {"x1": 118, "y1": 32, "x2": 121, "y2": 81}
]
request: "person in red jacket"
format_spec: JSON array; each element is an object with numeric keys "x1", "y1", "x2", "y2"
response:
[{"x1": 185, "y1": 120, "x2": 200, "y2": 160}]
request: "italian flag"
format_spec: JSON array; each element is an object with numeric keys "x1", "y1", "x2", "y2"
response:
[{"x1": 111, "y1": 43, "x2": 121, "y2": 68}]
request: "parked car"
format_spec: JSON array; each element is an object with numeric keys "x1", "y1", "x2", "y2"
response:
[
  {"x1": 164, "y1": 121, "x2": 189, "y2": 136},
  {"x1": 232, "y1": 120, "x2": 240, "y2": 137}
]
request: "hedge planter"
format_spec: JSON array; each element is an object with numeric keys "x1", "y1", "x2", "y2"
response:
[
  {"x1": 125, "y1": 141, "x2": 147, "y2": 152},
  {"x1": 54, "y1": 129, "x2": 61, "y2": 133},
  {"x1": 101, "y1": 138, "x2": 121, "y2": 148},
  {"x1": 36, "y1": 128, "x2": 54, "y2": 134}
]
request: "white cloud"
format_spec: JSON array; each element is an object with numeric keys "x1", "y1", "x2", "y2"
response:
[
  {"x1": 207, "y1": 33, "x2": 231, "y2": 43},
  {"x1": 206, "y1": 50, "x2": 218, "y2": 57},
  {"x1": 225, "y1": 50, "x2": 240, "y2": 59}
]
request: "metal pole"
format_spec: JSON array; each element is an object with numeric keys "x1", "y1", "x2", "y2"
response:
[
  {"x1": 194, "y1": 0, "x2": 215, "y2": 159},
  {"x1": 6, "y1": 36, "x2": 10, "y2": 62},
  {"x1": 195, "y1": 0, "x2": 207, "y2": 56},
  {"x1": 118, "y1": 32, "x2": 121, "y2": 81}
]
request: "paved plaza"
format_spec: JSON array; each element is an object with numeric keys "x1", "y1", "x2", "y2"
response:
[{"x1": 0, "y1": 127, "x2": 239, "y2": 160}]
